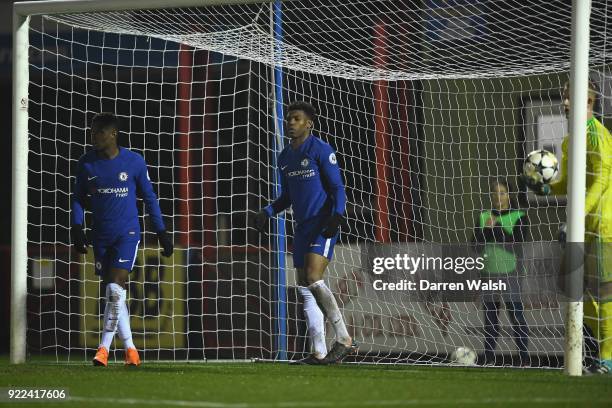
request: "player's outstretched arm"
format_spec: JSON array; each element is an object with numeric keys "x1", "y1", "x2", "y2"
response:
[
  {"x1": 71, "y1": 158, "x2": 89, "y2": 254},
  {"x1": 320, "y1": 214, "x2": 343, "y2": 238},
  {"x1": 318, "y1": 146, "x2": 346, "y2": 238},
  {"x1": 156, "y1": 230, "x2": 174, "y2": 257},
  {"x1": 520, "y1": 147, "x2": 563, "y2": 196},
  {"x1": 254, "y1": 170, "x2": 291, "y2": 233},
  {"x1": 71, "y1": 225, "x2": 88, "y2": 254},
  {"x1": 136, "y1": 156, "x2": 173, "y2": 257},
  {"x1": 548, "y1": 141, "x2": 568, "y2": 196},
  {"x1": 253, "y1": 211, "x2": 269, "y2": 233},
  {"x1": 519, "y1": 172, "x2": 552, "y2": 196}
]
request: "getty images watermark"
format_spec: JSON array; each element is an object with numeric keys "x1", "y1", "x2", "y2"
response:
[
  {"x1": 371, "y1": 253, "x2": 507, "y2": 292},
  {"x1": 361, "y1": 242, "x2": 582, "y2": 302}
]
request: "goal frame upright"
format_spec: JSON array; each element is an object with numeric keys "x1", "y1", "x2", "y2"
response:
[{"x1": 564, "y1": 0, "x2": 591, "y2": 377}]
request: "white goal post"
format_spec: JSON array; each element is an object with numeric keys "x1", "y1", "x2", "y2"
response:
[{"x1": 12, "y1": 0, "x2": 595, "y2": 376}]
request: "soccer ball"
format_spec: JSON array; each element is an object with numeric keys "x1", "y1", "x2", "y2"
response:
[
  {"x1": 450, "y1": 346, "x2": 477, "y2": 365},
  {"x1": 523, "y1": 149, "x2": 559, "y2": 184}
]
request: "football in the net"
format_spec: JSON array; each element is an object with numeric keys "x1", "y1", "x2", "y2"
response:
[
  {"x1": 450, "y1": 346, "x2": 477, "y2": 365},
  {"x1": 523, "y1": 149, "x2": 559, "y2": 184}
]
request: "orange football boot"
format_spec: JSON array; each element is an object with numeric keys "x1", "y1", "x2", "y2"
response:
[
  {"x1": 125, "y1": 348, "x2": 141, "y2": 366},
  {"x1": 92, "y1": 346, "x2": 109, "y2": 367}
]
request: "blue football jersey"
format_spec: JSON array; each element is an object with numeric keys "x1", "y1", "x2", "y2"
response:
[
  {"x1": 72, "y1": 147, "x2": 166, "y2": 240},
  {"x1": 265, "y1": 134, "x2": 346, "y2": 224}
]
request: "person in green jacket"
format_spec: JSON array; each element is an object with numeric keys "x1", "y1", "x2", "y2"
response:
[{"x1": 473, "y1": 179, "x2": 529, "y2": 366}]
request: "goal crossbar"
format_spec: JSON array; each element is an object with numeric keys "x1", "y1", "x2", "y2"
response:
[{"x1": 14, "y1": 0, "x2": 270, "y2": 17}]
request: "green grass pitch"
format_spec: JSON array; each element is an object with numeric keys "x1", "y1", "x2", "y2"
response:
[{"x1": 1, "y1": 359, "x2": 611, "y2": 407}]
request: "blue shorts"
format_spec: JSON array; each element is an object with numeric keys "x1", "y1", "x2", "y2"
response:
[
  {"x1": 292, "y1": 217, "x2": 338, "y2": 268},
  {"x1": 93, "y1": 234, "x2": 140, "y2": 276}
]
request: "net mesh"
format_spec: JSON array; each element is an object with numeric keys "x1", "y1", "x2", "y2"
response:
[{"x1": 24, "y1": 0, "x2": 612, "y2": 366}]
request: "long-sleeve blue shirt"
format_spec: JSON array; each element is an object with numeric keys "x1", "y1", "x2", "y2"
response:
[
  {"x1": 72, "y1": 147, "x2": 166, "y2": 241},
  {"x1": 265, "y1": 134, "x2": 346, "y2": 225}
]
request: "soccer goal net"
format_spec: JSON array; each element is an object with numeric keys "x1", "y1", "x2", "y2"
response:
[{"x1": 13, "y1": 0, "x2": 612, "y2": 368}]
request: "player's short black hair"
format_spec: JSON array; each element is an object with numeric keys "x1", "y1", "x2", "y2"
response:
[
  {"x1": 287, "y1": 101, "x2": 316, "y2": 121},
  {"x1": 90, "y1": 112, "x2": 119, "y2": 134}
]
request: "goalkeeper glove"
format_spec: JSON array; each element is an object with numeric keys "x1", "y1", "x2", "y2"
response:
[
  {"x1": 71, "y1": 224, "x2": 88, "y2": 254},
  {"x1": 320, "y1": 214, "x2": 344, "y2": 238},
  {"x1": 254, "y1": 210, "x2": 269, "y2": 233},
  {"x1": 519, "y1": 173, "x2": 551, "y2": 196},
  {"x1": 157, "y1": 230, "x2": 174, "y2": 257}
]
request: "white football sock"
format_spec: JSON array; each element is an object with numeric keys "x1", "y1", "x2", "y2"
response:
[
  {"x1": 100, "y1": 331, "x2": 114, "y2": 351},
  {"x1": 100, "y1": 283, "x2": 122, "y2": 350},
  {"x1": 116, "y1": 287, "x2": 135, "y2": 350},
  {"x1": 298, "y1": 286, "x2": 327, "y2": 359},
  {"x1": 308, "y1": 280, "x2": 351, "y2": 345}
]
